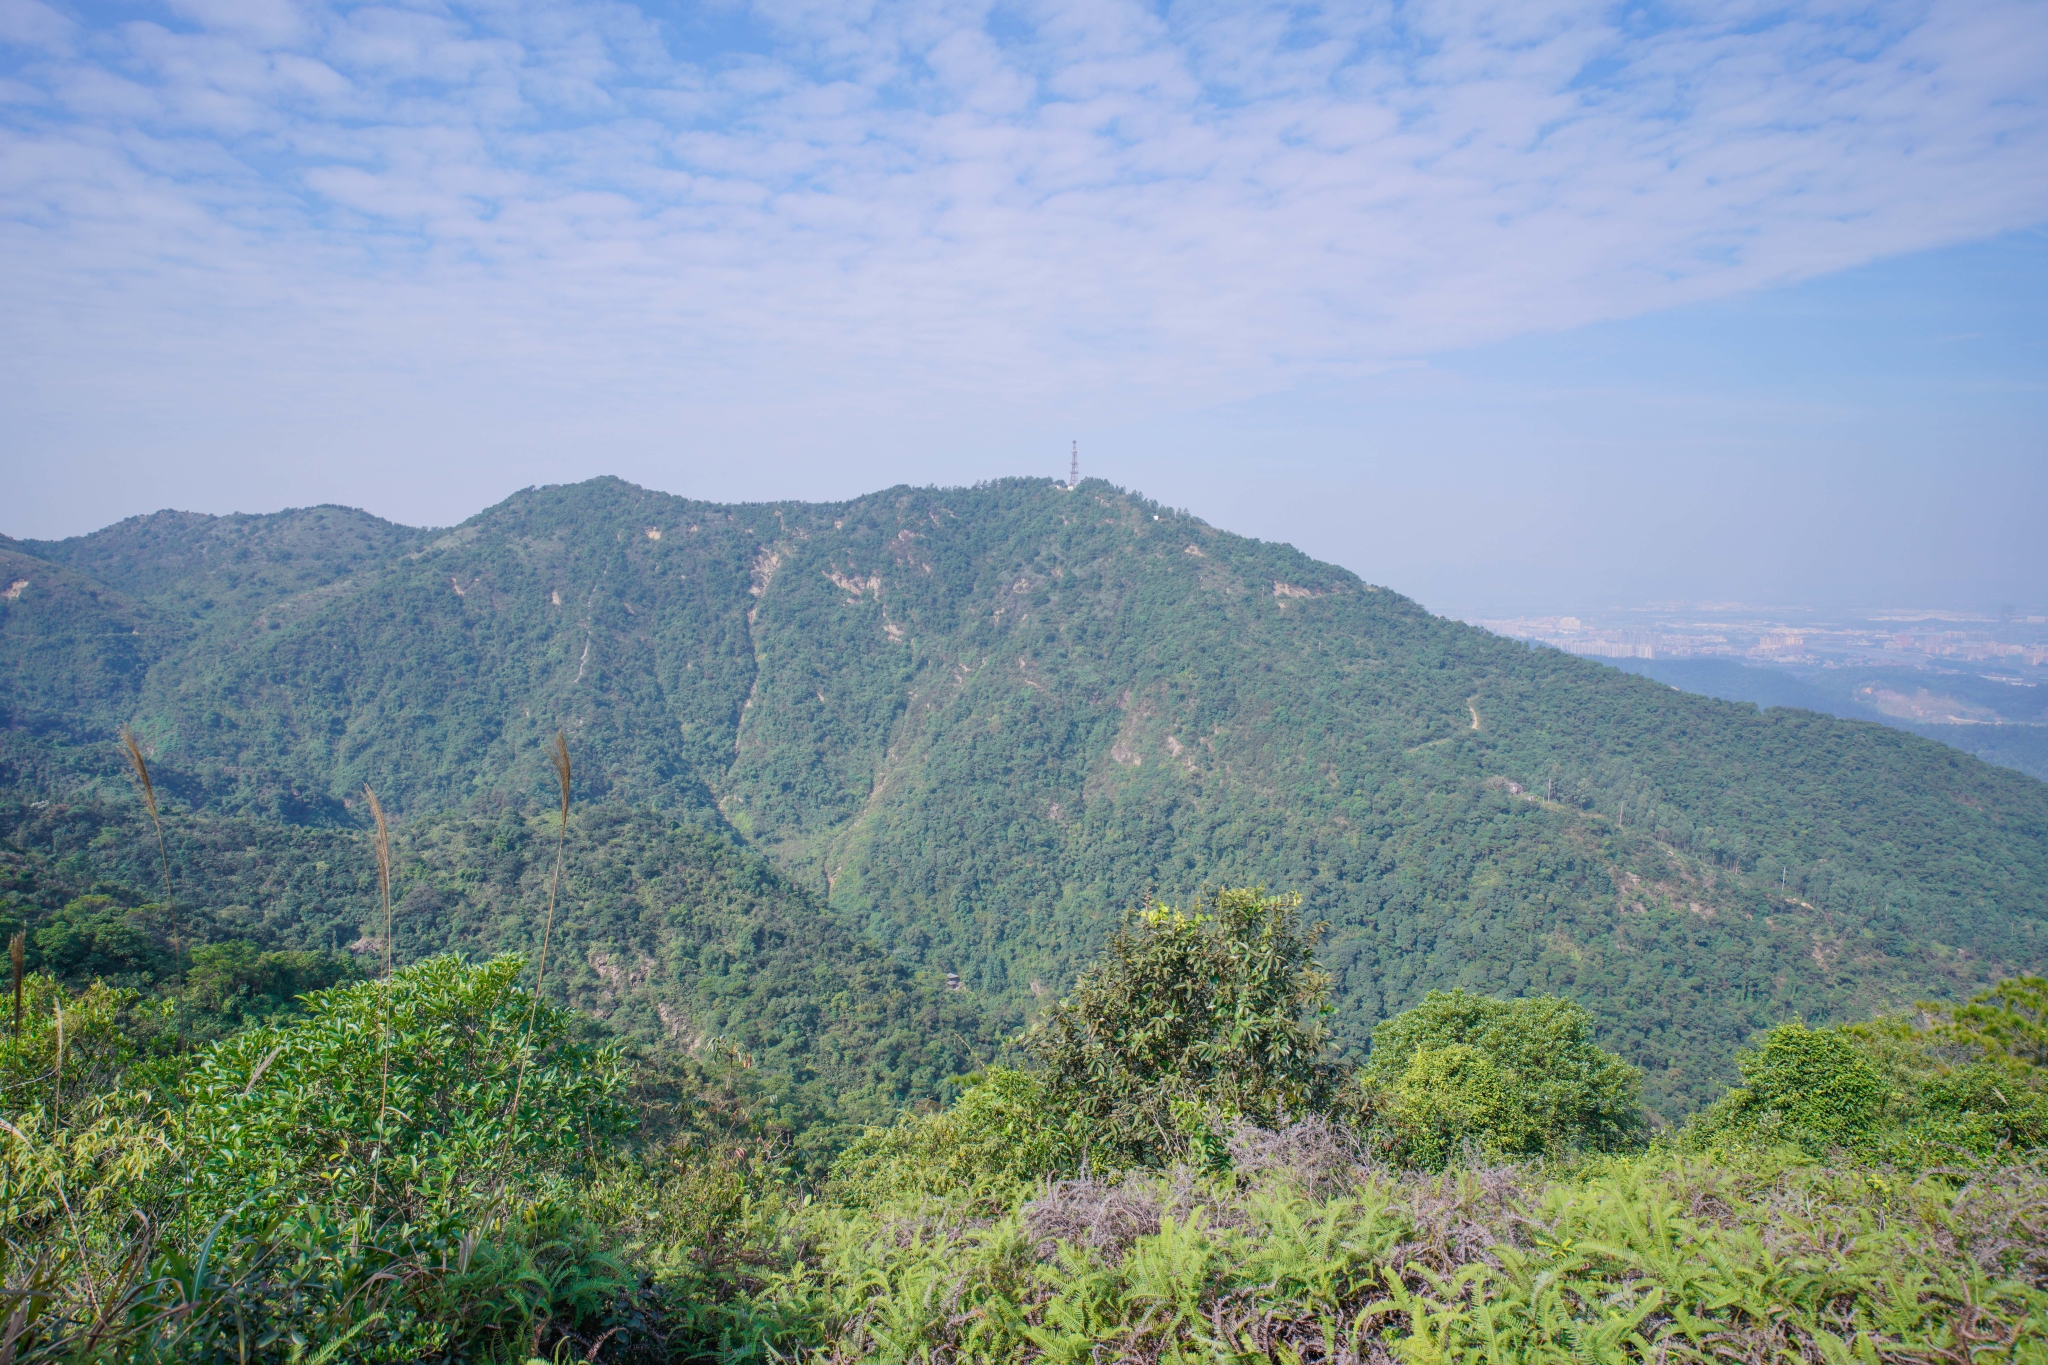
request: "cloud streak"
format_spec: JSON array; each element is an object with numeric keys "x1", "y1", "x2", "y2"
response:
[{"x1": 2, "y1": 0, "x2": 2044, "y2": 444}]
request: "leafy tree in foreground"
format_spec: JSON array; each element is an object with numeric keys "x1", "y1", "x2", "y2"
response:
[
  {"x1": 1358, "y1": 988, "x2": 1647, "y2": 1165},
  {"x1": 1027, "y1": 888, "x2": 1338, "y2": 1170},
  {"x1": 829, "y1": 888, "x2": 1340, "y2": 1197},
  {"x1": 1691, "y1": 1020, "x2": 1892, "y2": 1158}
]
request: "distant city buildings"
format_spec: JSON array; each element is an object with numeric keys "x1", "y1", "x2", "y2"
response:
[{"x1": 1470, "y1": 606, "x2": 2048, "y2": 674}]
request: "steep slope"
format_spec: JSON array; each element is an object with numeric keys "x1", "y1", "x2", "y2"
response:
[{"x1": 6, "y1": 477, "x2": 2045, "y2": 1115}]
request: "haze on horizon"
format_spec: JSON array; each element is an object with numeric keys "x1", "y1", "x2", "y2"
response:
[{"x1": 3, "y1": 0, "x2": 2045, "y2": 617}]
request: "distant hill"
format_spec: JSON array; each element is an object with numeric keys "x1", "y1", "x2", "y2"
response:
[
  {"x1": 5, "y1": 477, "x2": 2045, "y2": 1118},
  {"x1": 1611, "y1": 657, "x2": 2048, "y2": 783}
]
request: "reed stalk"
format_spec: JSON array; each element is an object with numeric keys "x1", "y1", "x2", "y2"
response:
[
  {"x1": 363, "y1": 785, "x2": 394, "y2": 1203},
  {"x1": 118, "y1": 727, "x2": 178, "y2": 978},
  {"x1": 9, "y1": 931, "x2": 22, "y2": 1038},
  {"x1": 53, "y1": 999, "x2": 63, "y2": 1124},
  {"x1": 506, "y1": 733, "x2": 572, "y2": 1133}
]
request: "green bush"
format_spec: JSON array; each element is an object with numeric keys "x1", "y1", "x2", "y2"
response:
[
  {"x1": 3, "y1": 955, "x2": 645, "y2": 1362},
  {"x1": 1704, "y1": 1020, "x2": 1894, "y2": 1156},
  {"x1": 0, "y1": 973, "x2": 180, "y2": 1124},
  {"x1": 176, "y1": 953, "x2": 632, "y2": 1233},
  {"x1": 1693, "y1": 982, "x2": 2048, "y2": 1166},
  {"x1": 1362, "y1": 988, "x2": 1645, "y2": 1163},
  {"x1": 1026, "y1": 888, "x2": 1339, "y2": 1170},
  {"x1": 1383, "y1": 1043, "x2": 1527, "y2": 1166},
  {"x1": 580, "y1": 1135, "x2": 815, "y2": 1360},
  {"x1": 831, "y1": 1067, "x2": 1078, "y2": 1207}
]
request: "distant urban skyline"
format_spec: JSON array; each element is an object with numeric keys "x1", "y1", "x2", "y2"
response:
[{"x1": 1465, "y1": 604, "x2": 2048, "y2": 673}]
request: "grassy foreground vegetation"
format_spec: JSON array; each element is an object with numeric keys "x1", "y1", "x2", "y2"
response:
[{"x1": 4, "y1": 872, "x2": 2044, "y2": 1360}]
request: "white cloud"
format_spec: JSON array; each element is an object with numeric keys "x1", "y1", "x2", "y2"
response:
[
  {"x1": 1, "y1": 0, "x2": 2043, "y2": 459},
  {"x1": 0, "y1": 0, "x2": 73, "y2": 51}
]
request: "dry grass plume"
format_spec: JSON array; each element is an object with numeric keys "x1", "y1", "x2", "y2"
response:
[{"x1": 118, "y1": 726, "x2": 178, "y2": 976}]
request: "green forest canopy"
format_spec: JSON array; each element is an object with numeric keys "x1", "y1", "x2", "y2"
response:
[{"x1": 4, "y1": 476, "x2": 2046, "y2": 1115}]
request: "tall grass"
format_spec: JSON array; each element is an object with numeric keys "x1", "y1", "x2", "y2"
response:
[
  {"x1": 117, "y1": 726, "x2": 178, "y2": 978},
  {"x1": 50, "y1": 1000, "x2": 61, "y2": 1126}
]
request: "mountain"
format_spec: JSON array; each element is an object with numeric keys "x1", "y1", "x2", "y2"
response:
[{"x1": 5, "y1": 477, "x2": 2046, "y2": 1118}]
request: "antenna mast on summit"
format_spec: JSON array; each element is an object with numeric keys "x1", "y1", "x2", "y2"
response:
[{"x1": 1069, "y1": 441, "x2": 1079, "y2": 489}]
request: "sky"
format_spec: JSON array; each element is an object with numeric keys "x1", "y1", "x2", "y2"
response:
[{"x1": 2, "y1": 0, "x2": 2044, "y2": 615}]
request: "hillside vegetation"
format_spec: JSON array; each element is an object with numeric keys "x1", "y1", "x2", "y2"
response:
[
  {"x1": 0, "y1": 798, "x2": 995, "y2": 1158},
  {"x1": 4, "y1": 478, "x2": 2047, "y2": 1114}
]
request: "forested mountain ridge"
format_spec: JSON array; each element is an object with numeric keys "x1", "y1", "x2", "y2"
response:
[{"x1": 4, "y1": 476, "x2": 2045, "y2": 1116}]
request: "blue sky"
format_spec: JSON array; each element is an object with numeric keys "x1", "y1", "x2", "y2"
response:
[{"x1": 3, "y1": 0, "x2": 2043, "y2": 613}]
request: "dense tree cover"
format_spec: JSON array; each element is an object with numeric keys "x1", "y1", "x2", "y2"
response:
[
  {"x1": 1, "y1": 796, "x2": 1000, "y2": 1156},
  {"x1": 5, "y1": 478, "x2": 2047, "y2": 1115}
]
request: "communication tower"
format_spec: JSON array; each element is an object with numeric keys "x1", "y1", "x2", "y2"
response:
[{"x1": 1069, "y1": 441, "x2": 1079, "y2": 489}]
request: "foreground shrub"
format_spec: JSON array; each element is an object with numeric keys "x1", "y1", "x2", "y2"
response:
[
  {"x1": 830, "y1": 1067, "x2": 1078, "y2": 1207},
  {"x1": 1691, "y1": 979, "x2": 2048, "y2": 1167},
  {"x1": 1027, "y1": 888, "x2": 1340, "y2": 1170},
  {"x1": 581, "y1": 1135, "x2": 817, "y2": 1361},
  {"x1": 2, "y1": 954, "x2": 642, "y2": 1362},
  {"x1": 1360, "y1": 989, "x2": 1646, "y2": 1164},
  {"x1": 175, "y1": 953, "x2": 632, "y2": 1234},
  {"x1": 1689, "y1": 1019, "x2": 1891, "y2": 1157}
]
